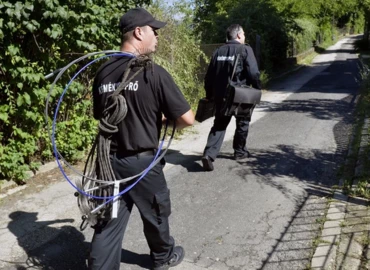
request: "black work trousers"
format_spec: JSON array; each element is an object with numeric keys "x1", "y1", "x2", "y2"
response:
[
  {"x1": 203, "y1": 103, "x2": 250, "y2": 161},
  {"x1": 89, "y1": 153, "x2": 175, "y2": 270}
]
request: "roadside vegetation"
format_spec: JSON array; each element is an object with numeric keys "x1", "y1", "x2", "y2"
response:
[
  {"x1": 339, "y1": 39, "x2": 370, "y2": 199},
  {"x1": 1, "y1": 0, "x2": 370, "y2": 183}
]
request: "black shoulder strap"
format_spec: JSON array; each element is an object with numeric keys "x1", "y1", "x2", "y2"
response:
[{"x1": 230, "y1": 44, "x2": 245, "y2": 81}]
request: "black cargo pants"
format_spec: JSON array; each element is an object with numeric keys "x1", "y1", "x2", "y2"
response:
[
  {"x1": 89, "y1": 152, "x2": 175, "y2": 270},
  {"x1": 203, "y1": 102, "x2": 250, "y2": 160}
]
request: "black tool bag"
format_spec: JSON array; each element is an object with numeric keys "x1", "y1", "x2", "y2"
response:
[
  {"x1": 195, "y1": 98, "x2": 215, "y2": 122},
  {"x1": 222, "y1": 51, "x2": 261, "y2": 117},
  {"x1": 222, "y1": 84, "x2": 261, "y2": 117}
]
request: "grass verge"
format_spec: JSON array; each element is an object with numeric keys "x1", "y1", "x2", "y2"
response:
[{"x1": 340, "y1": 48, "x2": 370, "y2": 199}]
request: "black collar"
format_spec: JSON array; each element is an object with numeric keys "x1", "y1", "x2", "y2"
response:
[{"x1": 226, "y1": 40, "x2": 242, "y2": 45}]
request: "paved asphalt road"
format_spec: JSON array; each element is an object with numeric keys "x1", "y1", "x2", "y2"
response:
[{"x1": 0, "y1": 35, "x2": 361, "y2": 270}]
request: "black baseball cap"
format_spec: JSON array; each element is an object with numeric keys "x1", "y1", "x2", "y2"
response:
[{"x1": 119, "y1": 8, "x2": 167, "y2": 34}]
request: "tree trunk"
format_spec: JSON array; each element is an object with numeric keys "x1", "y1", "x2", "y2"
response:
[{"x1": 364, "y1": 10, "x2": 370, "y2": 46}]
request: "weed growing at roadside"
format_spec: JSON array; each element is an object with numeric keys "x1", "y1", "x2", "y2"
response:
[
  {"x1": 340, "y1": 53, "x2": 370, "y2": 199},
  {"x1": 339, "y1": 221, "x2": 347, "y2": 228}
]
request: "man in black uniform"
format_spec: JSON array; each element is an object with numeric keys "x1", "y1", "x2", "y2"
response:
[
  {"x1": 201, "y1": 24, "x2": 261, "y2": 171},
  {"x1": 90, "y1": 8, "x2": 194, "y2": 270}
]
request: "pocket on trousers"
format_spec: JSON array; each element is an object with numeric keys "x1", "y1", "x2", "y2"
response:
[{"x1": 153, "y1": 189, "x2": 172, "y2": 223}]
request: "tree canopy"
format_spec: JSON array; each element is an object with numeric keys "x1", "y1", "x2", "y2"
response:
[{"x1": 194, "y1": 0, "x2": 368, "y2": 71}]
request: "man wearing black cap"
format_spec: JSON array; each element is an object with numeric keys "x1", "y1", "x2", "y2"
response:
[
  {"x1": 90, "y1": 7, "x2": 194, "y2": 270},
  {"x1": 201, "y1": 24, "x2": 261, "y2": 171}
]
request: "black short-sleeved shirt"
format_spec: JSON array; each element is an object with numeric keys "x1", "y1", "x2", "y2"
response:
[{"x1": 92, "y1": 55, "x2": 190, "y2": 152}]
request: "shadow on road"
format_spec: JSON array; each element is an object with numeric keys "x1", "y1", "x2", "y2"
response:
[
  {"x1": 259, "y1": 97, "x2": 356, "y2": 122},
  {"x1": 316, "y1": 48, "x2": 357, "y2": 54},
  {"x1": 256, "y1": 184, "x2": 332, "y2": 269},
  {"x1": 238, "y1": 91, "x2": 357, "y2": 189},
  {"x1": 5, "y1": 211, "x2": 161, "y2": 270},
  {"x1": 232, "y1": 144, "x2": 341, "y2": 199},
  {"x1": 6, "y1": 211, "x2": 89, "y2": 270},
  {"x1": 165, "y1": 149, "x2": 204, "y2": 172},
  {"x1": 120, "y1": 249, "x2": 152, "y2": 269}
]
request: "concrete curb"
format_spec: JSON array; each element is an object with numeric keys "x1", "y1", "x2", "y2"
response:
[{"x1": 0, "y1": 160, "x2": 59, "y2": 199}]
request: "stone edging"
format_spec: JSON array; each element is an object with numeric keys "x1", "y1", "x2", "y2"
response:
[{"x1": 0, "y1": 160, "x2": 59, "y2": 197}]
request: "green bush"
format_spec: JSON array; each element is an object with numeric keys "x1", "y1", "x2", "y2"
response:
[
  {"x1": 148, "y1": 1, "x2": 207, "y2": 108},
  {"x1": 351, "y1": 12, "x2": 365, "y2": 34},
  {"x1": 0, "y1": 0, "x2": 206, "y2": 182},
  {"x1": 0, "y1": 0, "x2": 145, "y2": 182},
  {"x1": 290, "y1": 18, "x2": 318, "y2": 55}
]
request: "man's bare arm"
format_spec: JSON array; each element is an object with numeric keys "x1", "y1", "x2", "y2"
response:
[{"x1": 162, "y1": 109, "x2": 194, "y2": 130}]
